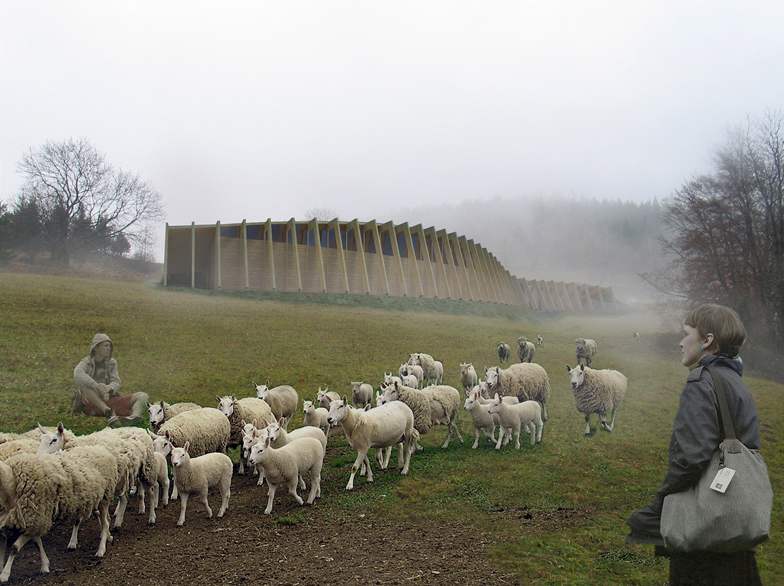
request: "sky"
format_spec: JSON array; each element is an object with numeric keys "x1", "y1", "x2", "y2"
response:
[{"x1": 1, "y1": 1, "x2": 783, "y2": 260}]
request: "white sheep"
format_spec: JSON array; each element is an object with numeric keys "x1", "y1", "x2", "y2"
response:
[
  {"x1": 463, "y1": 386, "x2": 519, "y2": 448},
  {"x1": 383, "y1": 372, "x2": 402, "y2": 386},
  {"x1": 516, "y1": 337, "x2": 536, "y2": 363},
  {"x1": 217, "y1": 396, "x2": 275, "y2": 474},
  {"x1": 379, "y1": 381, "x2": 432, "y2": 436},
  {"x1": 401, "y1": 363, "x2": 424, "y2": 388},
  {"x1": 407, "y1": 353, "x2": 440, "y2": 385},
  {"x1": 633, "y1": 331, "x2": 641, "y2": 340},
  {"x1": 566, "y1": 364, "x2": 627, "y2": 435},
  {"x1": 420, "y1": 384, "x2": 463, "y2": 448},
  {"x1": 303, "y1": 400, "x2": 330, "y2": 435},
  {"x1": 485, "y1": 363, "x2": 551, "y2": 422},
  {"x1": 327, "y1": 397, "x2": 417, "y2": 490},
  {"x1": 316, "y1": 386, "x2": 340, "y2": 409},
  {"x1": 157, "y1": 407, "x2": 231, "y2": 459},
  {"x1": 248, "y1": 436, "x2": 324, "y2": 514},
  {"x1": 496, "y1": 343, "x2": 512, "y2": 364},
  {"x1": 536, "y1": 335, "x2": 544, "y2": 347},
  {"x1": 170, "y1": 441, "x2": 233, "y2": 526},
  {"x1": 246, "y1": 419, "x2": 327, "y2": 485},
  {"x1": 575, "y1": 338, "x2": 598, "y2": 367},
  {"x1": 432, "y1": 360, "x2": 444, "y2": 385},
  {"x1": 351, "y1": 382, "x2": 374, "y2": 408},
  {"x1": 151, "y1": 451, "x2": 170, "y2": 508},
  {"x1": 459, "y1": 363, "x2": 478, "y2": 392},
  {"x1": 487, "y1": 393, "x2": 544, "y2": 449},
  {"x1": 148, "y1": 401, "x2": 201, "y2": 432},
  {"x1": 254, "y1": 383, "x2": 299, "y2": 427}
]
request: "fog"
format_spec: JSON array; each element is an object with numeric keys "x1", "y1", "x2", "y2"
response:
[{"x1": 1, "y1": 1, "x2": 782, "y2": 282}]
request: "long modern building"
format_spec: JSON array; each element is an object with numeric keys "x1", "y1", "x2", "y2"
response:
[{"x1": 163, "y1": 218, "x2": 615, "y2": 312}]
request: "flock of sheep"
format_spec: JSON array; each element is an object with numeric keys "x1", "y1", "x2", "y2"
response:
[{"x1": 0, "y1": 337, "x2": 628, "y2": 583}]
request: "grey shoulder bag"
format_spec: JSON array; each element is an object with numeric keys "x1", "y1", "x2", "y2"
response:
[{"x1": 660, "y1": 366, "x2": 773, "y2": 553}]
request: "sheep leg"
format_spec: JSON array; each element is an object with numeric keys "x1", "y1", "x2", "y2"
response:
[
  {"x1": 171, "y1": 469, "x2": 178, "y2": 500},
  {"x1": 0, "y1": 534, "x2": 32, "y2": 583},
  {"x1": 177, "y1": 492, "x2": 189, "y2": 526},
  {"x1": 495, "y1": 427, "x2": 504, "y2": 450},
  {"x1": 536, "y1": 418, "x2": 544, "y2": 443},
  {"x1": 401, "y1": 441, "x2": 412, "y2": 475},
  {"x1": 542, "y1": 403, "x2": 549, "y2": 422},
  {"x1": 602, "y1": 408, "x2": 617, "y2": 432},
  {"x1": 264, "y1": 483, "x2": 278, "y2": 514},
  {"x1": 376, "y1": 448, "x2": 385, "y2": 469},
  {"x1": 146, "y1": 483, "x2": 157, "y2": 525},
  {"x1": 138, "y1": 483, "x2": 146, "y2": 514},
  {"x1": 34, "y1": 537, "x2": 49, "y2": 575},
  {"x1": 67, "y1": 522, "x2": 80, "y2": 550},
  {"x1": 256, "y1": 469, "x2": 265, "y2": 487},
  {"x1": 162, "y1": 474, "x2": 170, "y2": 506},
  {"x1": 238, "y1": 456, "x2": 245, "y2": 476},
  {"x1": 288, "y1": 477, "x2": 303, "y2": 505},
  {"x1": 96, "y1": 501, "x2": 111, "y2": 557},
  {"x1": 514, "y1": 424, "x2": 522, "y2": 449},
  {"x1": 298, "y1": 475, "x2": 306, "y2": 490},
  {"x1": 113, "y1": 494, "x2": 128, "y2": 528},
  {"x1": 384, "y1": 446, "x2": 392, "y2": 468},
  {"x1": 452, "y1": 415, "x2": 464, "y2": 444},
  {"x1": 527, "y1": 422, "x2": 536, "y2": 446},
  {"x1": 472, "y1": 428, "x2": 480, "y2": 449},
  {"x1": 346, "y1": 450, "x2": 368, "y2": 491},
  {"x1": 584, "y1": 414, "x2": 592, "y2": 436},
  {"x1": 218, "y1": 483, "x2": 230, "y2": 518},
  {"x1": 201, "y1": 492, "x2": 213, "y2": 518},
  {"x1": 503, "y1": 428, "x2": 512, "y2": 447},
  {"x1": 0, "y1": 535, "x2": 5, "y2": 570},
  {"x1": 307, "y1": 461, "x2": 322, "y2": 504},
  {"x1": 363, "y1": 454, "x2": 374, "y2": 483}
]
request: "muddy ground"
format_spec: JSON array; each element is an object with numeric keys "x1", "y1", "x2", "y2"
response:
[{"x1": 6, "y1": 455, "x2": 518, "y2": 586}]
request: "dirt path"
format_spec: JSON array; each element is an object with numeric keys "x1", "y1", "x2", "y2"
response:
[{"x1": 8, "y1": 473, "x2": 514, "y2": 585}]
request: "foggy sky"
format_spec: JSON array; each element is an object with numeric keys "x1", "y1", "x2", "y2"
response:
[{"x1": 1, "y1": 1, "x2": 783, "y2": 260}]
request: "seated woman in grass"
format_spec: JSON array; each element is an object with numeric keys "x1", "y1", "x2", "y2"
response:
[{"x1": 72, "y1": 332, "x2": 149, "y2": 427}]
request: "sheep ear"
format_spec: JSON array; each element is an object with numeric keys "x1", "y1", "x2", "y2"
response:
[
  {"x1": 183, "y1": 441, "x2": 190, "y2": 453},
  {"x1": 253, "y1": 418, "x2": 259, "y2": 428},
  {"x1": 159, "y1": 400, "x2": 165, "y2": 409},
  {"x1": 57, "y1": 421, "x2": 65, "y2": 434},
  {"x1": 241, "y1": 419, "x2": 247, "y2": 428},
  {"x1": 565, "y1": 365, "x2": 571, "y2": 372},
  {"x1": 146, "y1": 429, "x2": 156, "y2": 439},
  {"x1": 580, "y1": 364, "x2": 585, "y2": 371},
  {"x1": 494, "y1": 393, "x2": 500, "y2": 401},
  {"x1": 37, "y1": 422, "x2": 46, "y2": 433},
  {"x1": 216, "y1": 395, "x2": 222, "y2": 404},
  {"x1": 164, "y1": 430, "x2": 171, "y2": 439},
  {"x1": 278, "y1": 417, "x2": 285, "y2": 427}
]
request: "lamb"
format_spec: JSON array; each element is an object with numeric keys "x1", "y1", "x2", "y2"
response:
[
  {"x1": 254, "y1": 384, "x2": 299, "y2": 427},
  {"x1": 383, "y1": 372, "x2": 402, "y2": 386},
  {"x1": 151, "y1": 451, "x2": 170, "y2": 508},
  {"x1": 316, "y1": 386, "x2": 340, "y2": 409},
  {"x1": 487, "y1": 393, "x2": 544, "y2": 449},
  {"x1": 432, "y1": 360, "x2": 444, "y2": 385},
  {"x1": 485, "y1": 363, "x2": 551, "y2": 422},
  {"x1": 463, "y1": 387, "x2": 519, "y2": 448},
  {"x1": 248, "y1": 436, "x2": 324, "y2": 514},
  {"x1": 0, "y1": 445, "x2": 120, "y2": 582},
  {"x1": 400, "y1": 363, "x2": 424, "y2": 388},
  {"x1": 303, "y1": 400, "x2": 330, "y2": 435},
  {"x1": 516, "y1": 337, "x2": 536, "y2": 363},
  {"x1": 575, "y1": 338, "x2": 598, "y2": 367},
  {"x1": 259, "y1": 419, "x2": 327, "y2": 452},
  {"x1": 459, "y1": 363, "x2": 478, "y2": 391},
  {"x1": 350, "y1": 382, "x2": 374, "y2": 408},
  {"x1": 496, "y1": 343, "x2": 512, "y2": 364},
  {"x1": 407, "y1": 353, "x2": 440, "y2": 385},
  {"x1": 536, "y1": 335, "x2": 544, "y2": 347},
  {"x1": 148, "y1": 401, "x2": 201, "y2": 432},
  {"x1": 217, "y1": 396, "x2": 275, "y2": 474},
  {"x1": 170, "y1": 441, "x2": 233, "y2": 526},
  {"x1": 566, "y1": 364, "x2": 627, "y2": 436},
  {"x1": 326, "y1": 397, "x2": 417, "y2": 490}
]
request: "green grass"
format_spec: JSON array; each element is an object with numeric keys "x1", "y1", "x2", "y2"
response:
[{"x1": 0, "y1": 270, "x2": 781, "y2": 585}]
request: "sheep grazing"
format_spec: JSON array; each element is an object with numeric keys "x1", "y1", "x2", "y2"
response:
[
  {"x1": 407, "y1": 353, "x2": 441, "y2": 385},
  {"x1": 170, "y1": 441, "x2": 233, "y2": 526},
  {"x1": 459, "y1": 363, "x2": 478, "y2": 392},
  {"x1": 575, "y1": 338, "x2": 598, "y2": 367},
  {"x1": 148, "y1": 401, "x2": 201, "y2": 432},
  {"x1": 463, "y1": 386, "x2": 519, "y2": 448},
  {"x1": 496, "y1": 343, "x2": 511, "y2": 364},
  {"x1": 217, "y1": 396, "x2": 275, "y2": 474},
  {"x1": 485, "y1": 363, "x2": 551, "y2": 422},
  {"x1": 566, "y1": 364, "x2": 627, "y2": 436},
  {"x1": 248, "y1": 435, "x2": 325, "y2": 514},
  {"x1": 254, "y1": 383, "x2": 299, "y2": 427},
  {"x1": 536, "y1": 335, "x2": 544, "y2": 347},
  {"x1": 516, "y1": 337, "x2": 536, "y2": 363},
  {"x1": 316, "y1": 386, "x2": 340, "y2": 409},
  {"x1": 351, "y1": 382, "x2": 374, "y2": 408},
  {"x1": 487, "y1": 393, "x2": 544, "y2": 449},
  {"x1": 303, "y1": 400, "x2": 330, "y2": 435},
  {"x1": 327, "y1": 397, "x2": 417, "y2": 490}
]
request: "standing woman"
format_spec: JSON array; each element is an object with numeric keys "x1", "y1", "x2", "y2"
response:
[{"x1": 627, "y1": 304, "x2": 763, "y2": 585}]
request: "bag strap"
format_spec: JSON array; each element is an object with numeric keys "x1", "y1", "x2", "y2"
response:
[{"x1": 704, "y1": 365, "x2": 736, "y2": 440}]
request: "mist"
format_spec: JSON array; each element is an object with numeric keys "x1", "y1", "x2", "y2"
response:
[{"x1": 2, "y1": 1, "x2": 783, "y2": 286}]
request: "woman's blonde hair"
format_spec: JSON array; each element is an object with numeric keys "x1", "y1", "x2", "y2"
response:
[{"x1": 684, "y1": 303, "x2": 746, "y2": 357}]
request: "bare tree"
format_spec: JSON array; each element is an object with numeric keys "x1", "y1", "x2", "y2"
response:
[{"x1": 18, "y1": 138, "x2": 164, "y2": 264}]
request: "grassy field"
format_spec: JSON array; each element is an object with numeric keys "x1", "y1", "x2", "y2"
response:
[{"x1": 0, "y1": 271, "x2": 781, "y2": 585}]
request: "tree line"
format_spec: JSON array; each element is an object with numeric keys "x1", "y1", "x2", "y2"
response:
[{"x1": 0, "y1": 139, "x2": 163, "y2": 265}]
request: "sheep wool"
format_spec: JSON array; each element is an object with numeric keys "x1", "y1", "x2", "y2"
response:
[
  {"x1": 385, "y1": 383, "x2": 432, "y2": 435},
  {"x1": 158, "y1": 407, "x2": 231, "y2": 458},
  {"x1": 487, "y1": 363, "x2": 551, "y2": 421}
]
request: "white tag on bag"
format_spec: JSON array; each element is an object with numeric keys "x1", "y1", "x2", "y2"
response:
[{"x1": 710, "y1": 467, "x2": 736, "y2": 493}]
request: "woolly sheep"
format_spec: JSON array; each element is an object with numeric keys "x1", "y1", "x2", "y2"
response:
[
  {"x1": 400, "y1": 363, "x2": 424, "y2": 388},
  {"x1": 487, "y1": 393, "x2": 544, "y2": 449},
  {"x1": 254, "y1": 384, "x2": 299, "y2": 427},
  {"x1": 575, "y1": 338, "x2": 598, "y2": 367},
  {"x1": 170, "y1": 441, "x2": 233, "y2": 526},
  {"x1": 148, "y1": 401, "x2": 201, "y2": 432},
  {"x1": 566, "y1": 364, "x2": 627, "y2": 436},
  {"x1": 157, "y1": 407, "x2": 231, "y2": 458},
  {"x1": 316, "y1": 386, "x2": 340, "y2": 409},
  {"x1": 536, "y1": 335, "x2": 544, "y2": 347},
  {"x1": 151, "y1": 451, "x2": 170, "y2": 508},
  {"x1": 247, "y1": 419, "x2": 327, "y2": 487},
  {"x1": 217, "y1": 396, "x2": 275, "y2": 474},
  {"x1": 463, "y1": 387, "x2": 518, "y2": 448},
  {"x1": 496, "y1": 343, "x2": 512, "y2": 364},
  {"x1": 249, "y1": 436, "x2": 324, "y2": 514},
  {"x1": 303, "y1": 400, "x2": 330, "y2": 435},
  {"x1": 459, "y1": 363, "x2": 478, "y2": 391},
  {"x1": 379, "y1": 381, "x2": 432, "y2": 435},
  {"x1": 350, "y1": 382, "x2": 374, "y2": 408},
  {"x1": 326, "y1": 397, "x2": 417, "y2": 490},
  {"x1": 383, "y1": 372, "x2": 402, "y2": 386},
  {"x1": 420, "y1": 384, "x2": 463, "y2": 448},
  {"x1": 516, "y1": 337, "x2": 536, "y2": 363},
  {"x1": 432, "y1": 360, "x2": 444, "y2": 385},
  {"x1": 407, "y1": 353, "x2": 440, "y2": 385},
  {"x1": 485, "y1": 363, "x2": 551, "y2": 422}
]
